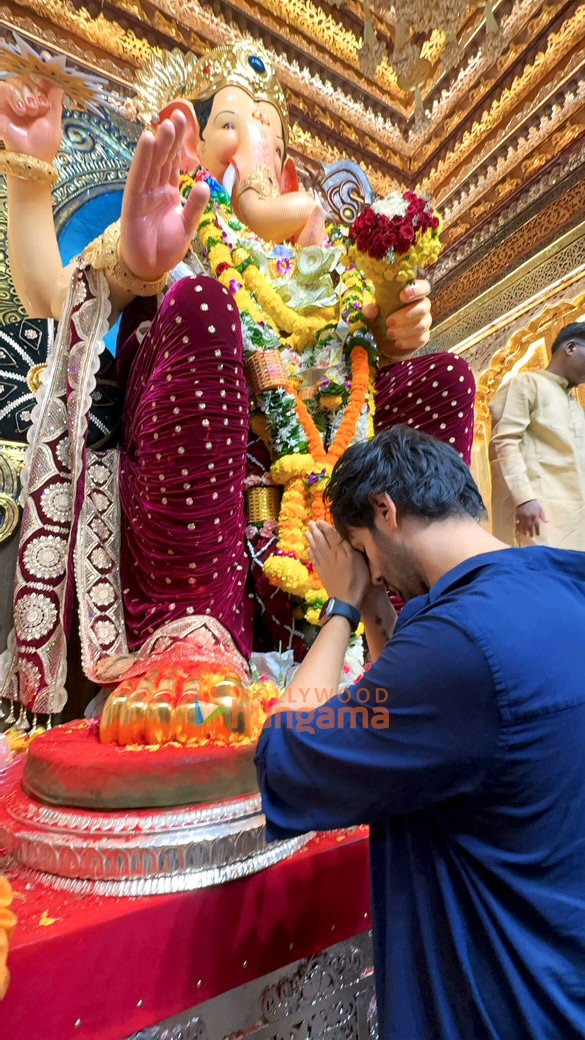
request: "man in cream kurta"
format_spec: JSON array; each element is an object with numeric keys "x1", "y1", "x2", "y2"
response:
[{"x1": 489, "y1": 322, "x2": 585, "y2": 550}]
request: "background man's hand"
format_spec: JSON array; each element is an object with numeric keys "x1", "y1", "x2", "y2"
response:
[
  {"x1": 307, "y1": 520, "x2": 371, "y2": 609},
  {"x1": 516, "y1": 499, "x2": 548, "y2": 538}
]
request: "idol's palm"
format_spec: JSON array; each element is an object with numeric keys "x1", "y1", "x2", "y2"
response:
[{"x1": 119, "y1": 109, "x2": 209, "y2": 282}]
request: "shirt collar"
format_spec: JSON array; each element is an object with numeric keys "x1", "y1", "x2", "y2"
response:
[
  {"x1": 537, "y1": 369, "x2": 571, "y2": 392},
  {"x1": 428, "y1": 549, "x2": 514, "y2": 602},
  {"x1": 398, "y1": 548, "x2": 515, "y2": 625}
]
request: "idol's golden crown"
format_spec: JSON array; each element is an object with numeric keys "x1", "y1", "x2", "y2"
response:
[{"x1": 134, "y1": 40, "x2": 289, "y2": 144}]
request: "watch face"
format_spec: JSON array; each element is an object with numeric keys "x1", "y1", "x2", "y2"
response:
[{"x1": 318, "y1": 600, "x2": 334, "y2": 627}]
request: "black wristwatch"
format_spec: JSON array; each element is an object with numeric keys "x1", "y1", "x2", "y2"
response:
[{"x1": 319, "y1": 598, "x2": 361, "y2": 632}]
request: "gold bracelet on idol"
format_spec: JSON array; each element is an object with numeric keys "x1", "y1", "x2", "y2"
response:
[
  {"x1": 0, "y1": 150, "x2": 58, "y2": 186},
  {"x1": 82, "y1": 220, "x2": 170, "y2": 298}
]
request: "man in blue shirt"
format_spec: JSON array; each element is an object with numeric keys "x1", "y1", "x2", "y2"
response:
[{"x1": 255, "y1": 426, "x2": 585, "y2": 1040}]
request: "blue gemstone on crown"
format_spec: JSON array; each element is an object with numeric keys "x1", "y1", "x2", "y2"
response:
[{"x1": 248, "y1": 55, "x2": 266, "y2": 75}]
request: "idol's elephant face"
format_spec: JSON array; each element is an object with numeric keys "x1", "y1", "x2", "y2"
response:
[{"x1": 161, "y1": 85, "x2": 325, "y2": 245}]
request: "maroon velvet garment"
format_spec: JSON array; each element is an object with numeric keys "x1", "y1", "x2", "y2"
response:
[
  {"x1": 374, "y1": 352, "x2": 476, "y2": 464},
  {"x1": 117, "y1": 276, "x2": 254, "y2": 657},
  {"x1": 374, "y1": 351, "x2": 477, "y2": 613},
  {"x1": 116, "y1": 284, "x2": 476, "y2": 658}
]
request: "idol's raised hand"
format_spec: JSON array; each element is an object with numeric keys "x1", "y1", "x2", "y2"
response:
[
  {"x1": 119, "y1": 107, "x2": 210, "y2": 283},
  {"x1": 0, "y1": 76, "x2": 63, "y2": 161}
]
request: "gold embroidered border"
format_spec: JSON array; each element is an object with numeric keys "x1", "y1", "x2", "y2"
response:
[{"x1": 75, "y1": 447, "x2": 129, "y2": 679}]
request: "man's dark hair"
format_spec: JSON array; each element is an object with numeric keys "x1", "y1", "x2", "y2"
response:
[
  {"x1": 551, "y1": 322, "x2": 585, "y2": 353},
  {"x1": 326, "y1": 426, "x2": 486, "y2": 538}
]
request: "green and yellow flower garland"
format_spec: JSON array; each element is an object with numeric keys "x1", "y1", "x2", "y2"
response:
[{"x1": 182, "y1": 172, "x2": 377, "y2": 620}]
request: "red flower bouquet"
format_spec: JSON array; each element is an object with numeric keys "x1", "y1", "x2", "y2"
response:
[{"x1": 348, "y1": 190, "x2": 443, "y2": 349}]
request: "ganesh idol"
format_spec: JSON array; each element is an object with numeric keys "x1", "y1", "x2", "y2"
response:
[{"x1": 0, "y1": 38, "x2": 476, "y2": 756}]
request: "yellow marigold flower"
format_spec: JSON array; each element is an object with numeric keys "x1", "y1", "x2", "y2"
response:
[
  {"x1": 271, "y1": 454, "x2": 315, "y2": 484},
  {"x1": 264, "y1": 556, "x2": 311, "y2": 598},
  {"x1": 306, "y1": 588, "x2": 327, "y2": 606}
]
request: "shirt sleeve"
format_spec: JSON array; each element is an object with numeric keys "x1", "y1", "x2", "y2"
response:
[
  {"x1": 489, "y1": 375, "x2": 538, "y2": 507},
  {"x1": 255, "y1": 613, "x2": 501, "y2": 840}
]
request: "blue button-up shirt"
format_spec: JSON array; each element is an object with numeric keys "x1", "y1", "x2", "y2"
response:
[{"x1": 255, "y1": 548, "x2": 585, "y2": 1039}]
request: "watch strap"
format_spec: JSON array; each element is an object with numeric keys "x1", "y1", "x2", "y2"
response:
[{"x1": 325, "y1": 599, "x2": 361, "y2": 632}]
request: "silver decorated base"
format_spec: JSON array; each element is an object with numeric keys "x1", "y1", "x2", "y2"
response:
[{"x1": 0, "y1": 766, "x2": 311, "y2": 896}]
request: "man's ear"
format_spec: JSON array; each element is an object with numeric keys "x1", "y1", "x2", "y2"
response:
[
  {"x1": 279, "y1": 155, "x2": 300, "y2": 194},
  {"x1": 158, "y1": 99, "x2": 201, "y2": 171},
  {"x1": 371, "y1": 493, "x2": 398, "y2": 530}
]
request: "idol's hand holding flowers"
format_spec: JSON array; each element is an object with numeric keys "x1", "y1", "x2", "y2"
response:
[
  {"x1": 307, "y1": 520, "x2": 371, "y2": 609},
  {"x1": 363, "y1": 278, "x2": 432, "y2": 359},
  {"x1": 119, "y1": 104, "x2": 210, "y2": 284},
  {"x1": 350, "y1": 190, "x2": 442, "y2": 361},
  {"x1": 387, "y1": 278, "x2": 432, "y2": 354}
]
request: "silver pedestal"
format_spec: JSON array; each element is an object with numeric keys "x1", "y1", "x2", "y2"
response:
[{"x1": 0, "y1": 774, "x2": 311, "y2": 896}]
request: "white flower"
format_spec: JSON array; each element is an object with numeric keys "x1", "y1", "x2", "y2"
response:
[
  {"x1": 56, "y1": 436, "x2": 70, "y2": 467},
  {"x1": 94, "y1": 620, "x2": 116, "y2": 645},
  {"x1": 90, "y1": 581, "x2": 115, "y2": 607},
  {"x1": 14, "y1": 592, "x2": 58, "y2": 642},
  {"x1": 41, "y1": 483, "x2": 71, "y2": 524},
  {"x1": 91, "y1": 464, "x2": 110, "y2": 486},
  {"x1": 23, "y1": 535, "x2": 67, "y2": 580},
  {"x1": 90, "y1": 547, "x2": 110, "y2": 570},
  {"x1": 372, "y1": 192, "x2": 409, "y2": 219}
]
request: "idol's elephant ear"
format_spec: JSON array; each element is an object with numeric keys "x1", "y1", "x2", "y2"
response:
[
  {"x1": 158, "y1": 99, "x2": 201, "y2": 172},
  {"x1": 279, "y1": 155, "x2": 300, "y2": 195}
]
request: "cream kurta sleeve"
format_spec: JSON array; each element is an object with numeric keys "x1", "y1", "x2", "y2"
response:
[{"x1": 489, "y1": 375, "x2": 538, "y2": 507}]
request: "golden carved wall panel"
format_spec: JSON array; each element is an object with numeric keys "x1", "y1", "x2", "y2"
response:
[
  {"x1": 419, "y1": 4, "x2": 585, "y2": 193},
  {"x1": 434, "y1": 144, "x2": 585, "y2": 283},
  {"x1": 429, "y1": 225, "x2": 585, "y2": 362},
  {"x1": 432, "y1": 179, "x2": 585, "y2": 324},
  {"x1": 442, "y1": 114, "x2": 585, "y2": 243},
  {"x1": 409, "y1": 0, "x2": 555, "y2": 146},
  {"x1": 437, "y1": 60, "x2": 585, "y2": 217},
  {"x1": 9, "y1": 0, "x2": 155, "y2": 66}
]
